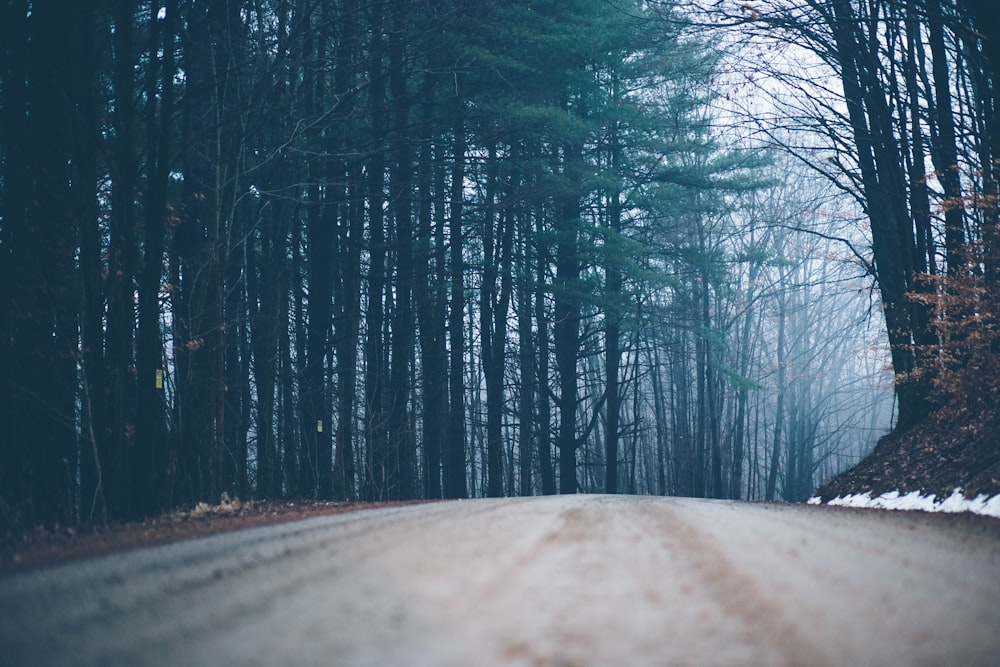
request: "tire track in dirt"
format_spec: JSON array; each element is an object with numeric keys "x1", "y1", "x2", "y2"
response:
[
  {"x1": 674, "y1": 500, "x2": 1000, "y2": 665},
  {"x1": 636, "y1": 498, "x2": 834, "y2": 667}
]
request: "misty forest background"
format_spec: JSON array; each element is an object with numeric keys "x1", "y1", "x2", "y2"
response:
[{"x1": 1, "y1": 0, "x2": 997, "y2": 531}]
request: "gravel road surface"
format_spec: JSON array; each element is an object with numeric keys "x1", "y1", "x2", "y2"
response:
[{"x1": 2, "y1": 495, "x2": 999, "y2": 666}]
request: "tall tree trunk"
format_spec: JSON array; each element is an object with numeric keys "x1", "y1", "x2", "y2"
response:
[
  {"x1": 301, "y1": 171, "x2": 334, "y2": 497},
  {"x1": 175, "y1": 0, "x2": 226, "y2": 504},
  {"x1": 481, "y1": 143, "x2": 511, "y2": 498},
  {"x1": 493, "y1": 170, "x2": 515, "y2": 493},
  {"x1": 414, "y1": 73, "x2": 445, "y2": 499},
  {"x1": 729, "y1": 285, "x2": 757, "y2": 500},
  {"x1": 963, "y1": 0, "x2": 1000, "y2": 282},
  {"x1": 536, "y1": 226, "x2": 556, "y2": 495},
  {"x1": 604, "y1": 126, "x2": 623, "y2": 495},
  {"x1": 135, "y1": 0, "x2": 176, "y2": 517},
  {"x1": 903, "y1": 2, "x2": 935, "y2": 279},
  {"x1": 103, "y1": 0, "x2": 140, "y2": 520},
  {"x1": 332, "y1": 0, "x2": 362, "y2": 503},
  {"x1": 829, "y1": 0, "x2": 929, "y2": 428},
  {"x1": 0, "y1": 0, "x2": 27, "y2": 531},
  {"x1": 927, "y1": 0, "x2": 966, "y2": 277},
  {"x1": 77, "y1": 1, "x2": 105, "y2": 524},
  {"x1": 388, "y1": 0, "x2": 416, "y2": 499},
  {"x1": 554, "y1": 142, "x2": 583, "y2": 495},
  {"x1": 649, "y1": 332, "x2": 669, "y2": 495},
  {"x1": 765, "y1": 282, "x2": 787, "y2": 502},
  {"x1": 249, "y1": 211, "x2": 277, "y2": 498},
  {"x1": 703, "y1": 263, "x2": 724, "y2": 499},
  {"x1": 7, "y1": 0, "x2": 82, "y2": 527},
  {"x1": 365, "y1": 6, "x2": 390, "y2": 499},
  {"x1": 285, "y1": 214, "x2": 306, "y2": 496},
  {"x1": 517, "y1": 210, "x2": 536, "y2": 496},
  {"x1": 671, "y1": 324, "x2": 694, "y2": 497},
  {"x1": 433, "y1": 150, "x2": 451, "y2": 495},
  {"x1": 444, "y1": 112, "x2": 468, "y2": 499},
  {"x1": 333, "y1": 157, "x2": 363, "y2": 501}
]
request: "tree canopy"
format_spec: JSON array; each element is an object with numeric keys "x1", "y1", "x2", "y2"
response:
[{"x1": 5, "y1": 0, "x2": 991, "y2": 531}]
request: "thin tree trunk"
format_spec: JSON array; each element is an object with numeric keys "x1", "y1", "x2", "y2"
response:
[
  {"x1": 765, "y1": 283, "x2": 787, "y2": 502},
  {"x1": 927, "y1": 0, "x2": 966, "y2": 277},
  {"x1": 364, "y1": 4, "x2": 389, "y2": 499},
  {"x1": 536, "y1": 231, "x2": 556, "y2": 495},
  {"x1": 604, "y1": 125, "x2": 623, "y2": 494},
  {"x1": 388, "y1": 1, "x2": 416, "y2": 499},
  {"x1": 554, "y1": 140, "x2": 584, "y2": 494},
  {"x1": 445, "y1": 111, "x2": 468, "y2": 499},
  {"x1": 131, "y1": 0, "x2": 179, "y2": 514},
  {"x1": 517, "y1": 210, "x2": 536, "y2": 496}
]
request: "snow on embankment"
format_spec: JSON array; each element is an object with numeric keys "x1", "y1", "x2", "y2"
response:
[{"x1": 808, "y1": 489, "x2": 1000, "y2": 518}]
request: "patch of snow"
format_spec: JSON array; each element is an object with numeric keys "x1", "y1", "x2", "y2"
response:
[{"x1": 809, "y1": 489, "x2": 1000, "y2": 519}]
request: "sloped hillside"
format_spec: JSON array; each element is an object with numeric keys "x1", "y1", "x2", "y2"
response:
[{"x1": 817, "y1": 397, "x2": 1000, "y2": 503}]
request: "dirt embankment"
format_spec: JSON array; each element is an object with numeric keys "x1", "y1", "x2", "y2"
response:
[{"x1": 817, "y1": 399, "x2": 1000, "y2": 502}]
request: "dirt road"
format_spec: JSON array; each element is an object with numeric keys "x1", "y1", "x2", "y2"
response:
[{"x1": 2, "y1": 495, "x2": 998, "y2": 666}]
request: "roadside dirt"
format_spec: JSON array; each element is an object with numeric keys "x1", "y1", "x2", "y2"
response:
[{"x1": 0, "y1": 498, "x2": 425, "y2": 575}]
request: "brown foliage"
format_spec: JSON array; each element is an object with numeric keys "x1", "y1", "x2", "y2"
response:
[
  {"x1": 907, "y1": 241, "x2": 1000, "y2": 415},
  {"x1": 818, "y1": 238, "x2": 1000, "y2": 504}
]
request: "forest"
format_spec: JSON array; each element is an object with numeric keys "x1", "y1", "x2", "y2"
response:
[{"x1": 0, "y1": 0, "x2": 996, "y2": 531}]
